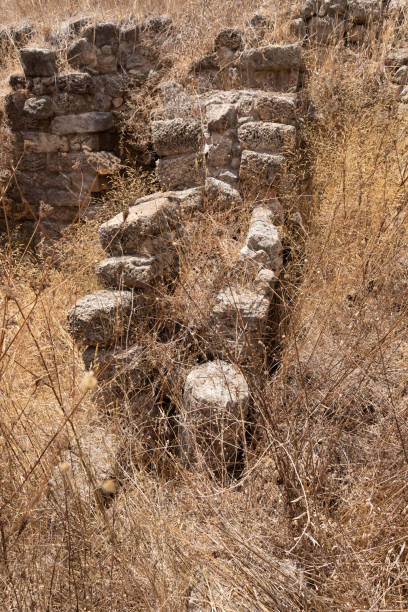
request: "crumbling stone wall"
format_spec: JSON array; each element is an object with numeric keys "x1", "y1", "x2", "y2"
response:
[
  {"x1": 2, "y1": 5, "x2": 406, "y2": 481},
  {"x1": 63, "y1": 24, "x2": 302, "y2": 474},
  {"x1": 2, "y1": 17, "x2": 173, "y2": 240}
]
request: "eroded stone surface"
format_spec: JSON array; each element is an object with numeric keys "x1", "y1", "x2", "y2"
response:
[
  {"x1": 83, "y1": 344, "x2": 144, "y2": 387},
  {"x1": 19, "y1": 48, "x2": 57, "y2": 77},
  {"x1": 99, "y1": 189, "x2": 202, "y2": 254},
  {"x1": 239, "y1": 150, "x2": 285, "y2": 186},
  {"x1": 240, "y1": 205, "x2": 283, "y2": 274},
  {"x1": 238, "y1": 122, "x2": 296, "y2": 153},
  {"x1": 96, "y1": 255, "x2": 160, "y2": 288},
  {"x1": 181, "y1": 360, "x2": 249, "y2": 470},
  {"x1": 67, "y1": 289, "x2": 139, "y2": 346},
  {"x1": 151, "y1": 118, "x2": 202, "y2": 156}
]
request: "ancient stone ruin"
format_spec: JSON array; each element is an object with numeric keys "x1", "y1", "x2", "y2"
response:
[{"x1": 2, "y1": 2, "x2": 407, "y2": 481}]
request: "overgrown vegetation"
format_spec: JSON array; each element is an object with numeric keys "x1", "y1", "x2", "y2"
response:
[{"x1": 1, "y1": 2, "x2": 408, "y2": 610}]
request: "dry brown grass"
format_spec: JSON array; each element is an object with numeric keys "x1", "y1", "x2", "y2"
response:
[{"x1": 1, "y1": 3, "x2": 408, "y2": 611}]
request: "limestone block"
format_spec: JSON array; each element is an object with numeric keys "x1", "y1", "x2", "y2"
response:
[
  {"x1": 254, "y1": 93, "x2": 297, "y2": 124},
  {"x1": 52, "y1": 93, "x2": 95, "y2": 117},
  {"x1": 51, "y1": 112, "x2": 114, "y2": 135},
  {"x1": 206, "y1": 103, "x2": 237, "y2": 131},
  {"x1": 238, "y1": 122, "x2": 296, "y2": 153},
  {"x1": 218, "y1": 169, "x2": 239, "y2": 185},
  {"x1": 83, "y1": 22, "x2": 119, "y2": 47},
  {"x1": 347, "y1": 0, "x2": 382, "y2": 24},
  {"x1": 254, "y1": 268, "x2": 277, "y2": 295},
  {"x1": 83, "y1": 344, "x2": 144, "y2": 388},
  {"x1": 156, "y1": 153, "x2": 205, "y2": 190},
  {"x1": 181, "y1": 360, "x2": 249, "y2": 470},
  {"x1": 206, "y1": 140, "x2": 232, "y2": 167},
  {"x1": 22, "y1": 132, "x2": 69, "y2": 153},
  {"x1": 56, "y1": 72, "x2": 94, "y2": 94},
  {"x1": 205, "y1": 178, "x2": 242, "y2": 207},
  {"x1": 96, "y1": 255, "x2": 160, "y2": 288},
  {"x1": 39, "y1": 203, "x2": 78, "y2": 223},
  {"x1": 5, "y1": 91, "x2": 51, "y2": 131},
  {"x1": 152, "y1": 119, "x2": 202, "y2": 156},
  {"x1": 211, "y1": 286, "x2": 271, "y2": 357},
  {"x1": 69, "y1": 134, "x2": 100, "y2": 152},
  {"x1": 19, "y1": 48, "x2": 57, "y2": 77},
  {"x1": 214, "y1": 28, "x2": 243, "y2": 51},
  {"x1": 307, "y1": 16, "x2": 337, "y2": 43},
  {"x1": 318, "y1": 0, "x2": 348, "y2": 17},
  {"x1": 239, "y1": 151, "x2": 284, "y2": 186},
  {"x1": 47, "y1": 189, "x2": 89, "y2": 206},
  {"x1": 301, "y1": 0, "x2": 320, "y2": 18},
  {"x1": 70, "y1": 169, "x2": 102, "y2": 193},
  {"x1": 96, "y1": 53, "x2": 118, "y2": 73},
  {"x1": 99, "y1": 194, "x2": 181, "y2": 254},
  {"x1": 8, "y1": 73, "x2": 26, "y2": 90},
  {"x1": 23, "y1": 96, "x2": 54, "y2": 119},
  {"x1": 67, "y1": 38, "x2": 97, "y2": 69},
  {"x1": 119, "y1": 24, "x2": 140, "y2": 43},
  {"x1": 241, "y1": 206, "x2": 283, "y2": 274},
  {"x1": 67, "y1": 289, "x2": 139, "y2": 346},
  {"x1": 240, "y1": 44, "x2": 301, "y2": 71},
  {"x1": 289, "y1": 18, "x2": 307, "y2": 38},
  {"x1": 386, "y1": 48, "x2": 408, "y2": 68},
  {"x1": 16, "y1": 169, "x2": 70, "y2": 191}
]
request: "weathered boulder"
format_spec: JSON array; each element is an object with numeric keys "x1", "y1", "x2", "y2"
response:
[
  {"x1": 67, "y1": 290, "x2": 140, "y2": 346},
  {"x1": 214, "y1": 28, "x2": 243, "y2": 51},
  {"x1": 180, "y1": 360, "x2": 249, "y2": 471},
  {"x1": 96, "y1": 255, "x2": 160, "y2": 288},
  {"x1": 19, "y1": 48, "x2": 57, "y2": 77},
  {"x1": 99, "y1": 195, "x2": 181, "y2": 254},
  {"x1": 151, "y1": 118, "x2": 202, "y2": 156},
  {"x1": 51, "y1": 112, "x2": 114, "y2": 135},
  {"x1": 238, "y1": 121, "x2": 296, "y2": 153}
]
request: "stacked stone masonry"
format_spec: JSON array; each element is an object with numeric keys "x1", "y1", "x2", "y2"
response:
[
  {"x1": 3, "y1": 7, "x2": 406, "y2": 476},
  {"x1": 3, "y1": 17, "x2": 173, "y2": 239},
  {"x1": 62, "y1": 22, "x2": 300, "y2": 472}
]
